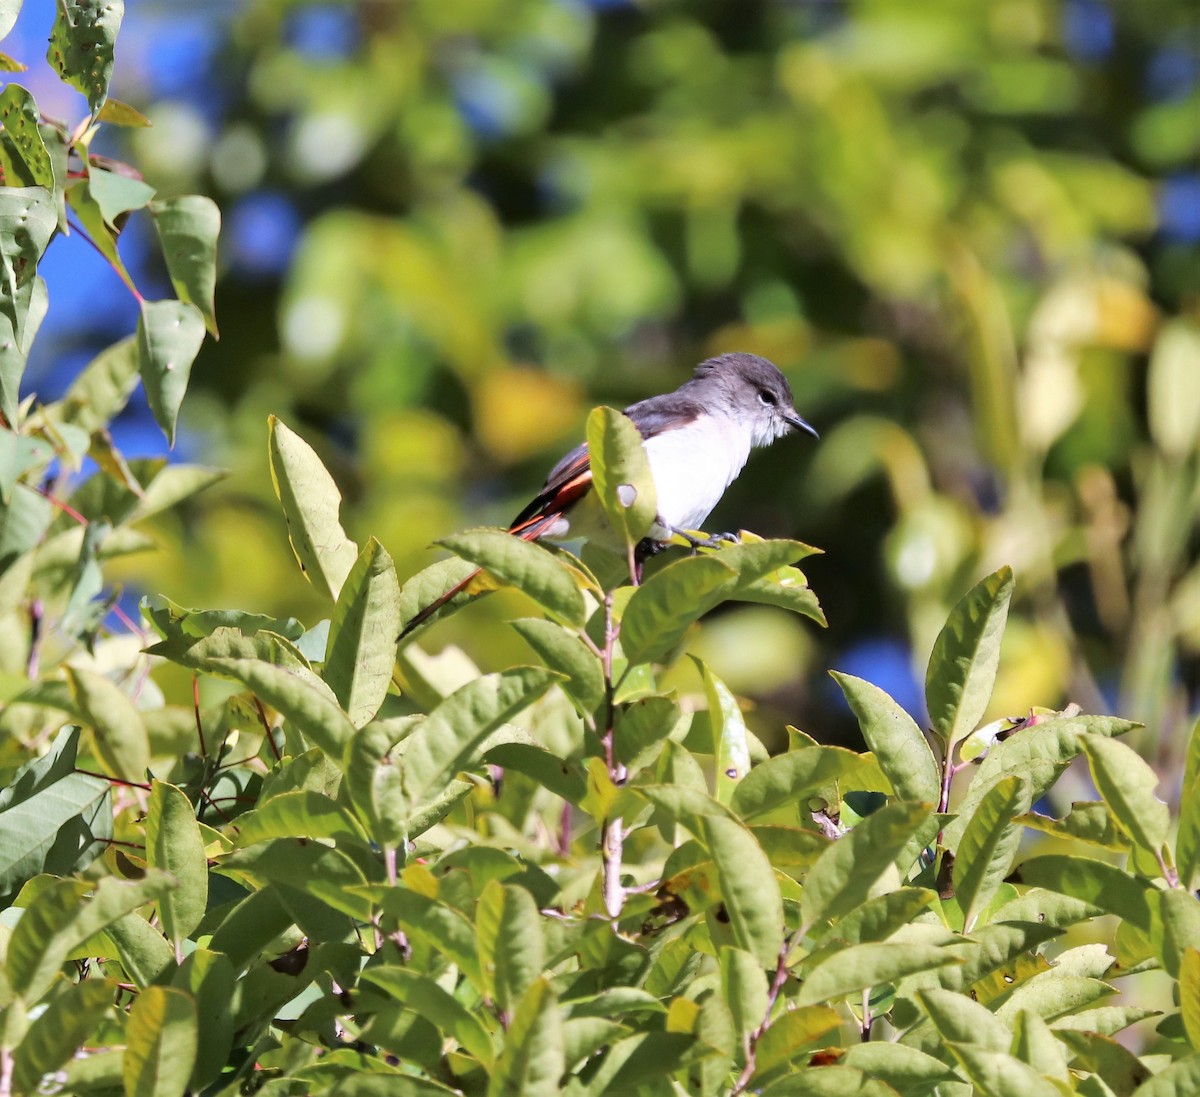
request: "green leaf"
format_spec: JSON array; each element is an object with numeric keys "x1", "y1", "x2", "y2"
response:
[
  {"x1": 721, "y1": 946, "x2": 769, "y2": 1042},
  {"x1": 569, "y1": 1032, "x2": 699, "y2": 1096},
  {"x1": 936, "y1": 920, "x2": 1062, "y2": 995},
  {"x1": 141, "y1": 593, "x2": 304, "y2": 644},
  {"x1": 145, "y1": 781, "x2": 207, "y2": 955},
  {"x1": 1081, "y1": 734, "x2": 1171, "y2": 857},
  {"x1": 107, "y1": 911, "x2": 175, "y2": 986},
  {"x1": 753, "y1": 1005, "x2": 841, "y2": 1076},
  {"x1": 151, "y1": 195, "x2": 220, "y2": 335},
  {"x1": 1011, "y1": 1009, "x2": 1071, "y2": 1083},
  {"x1": 1183, "y1": 949, "x2": 1200, "y2": 1052},
  {"x1": 586, "y1": 405, "x2": 657, "y2": 548},
  {"x1": 699, "y1": 814, "x2": 784, "y2": 967},
  {"x1": 123, "y1": 985, "x2": 197, "y2": 1097},
  {"x1": 97, "y1": 96, "x2": 153, "y2": 127},
  {"x1": 344, "y1": 718, "x2": 419, "y2": 847},
  {"x1": 943, "y1": 714, "x2": 1138, "y2": 849},
  {"x1": 486, "y1": 977, "x2": 563, "y2": 1097},
  {"x1": 0, "y1": 728, "x2": 110, "y2": 901},
  {"x1": 0, "y1": 187, "x2": 55, "y2": 348},
  {"x1": 1014, "y1": 855, "x2": 1154, "y2": 932},
  {"x1": 1128, "y1": 1056, "x2": 1200, "y2": 1097},
  {"x1": 202, "y1": 656, "x2": 355, "y2": 758},
  {"x1": 137, "y1": 299, "x2": 205, "y2": 446},
  {"x1": 7, "y1": 872, "x2": 176, "y2": 1001},
  {"x1": 171, "y1": 949, "x2": 236, "y2": 1090},
  {"x1": 698, "y1": 659, "x2": 750, "y2": 802},
  {"x1": 439, "y1": 528, "x2": 587, "y2": 627},
  {"x1": 65, "y1": 665, "x2": 149, "y2": 781},
  {"x1": 620, "y1": 554, "x2": 736, "y2": 665},
  {"x1": 917, "y1": 987, "x2": 1011, "y2": 1051},
  {"x1": 46, "y1": 0, "x2": 124, "y2": 114},
  {"x1": 0, "y1": 84, "x2": 53, "y2": 187},
  {"x1": 949, "y1": 1044, "x2": 1063, "y2": 1097},
  {"x1": 841, "y1": 1043, "x2": 961, "y2": 1094},
  {"x1": 60, "y1": 515, "x2": 108, "y2": 633},
  {"x1": 219, "y1": 839, "x2": 373, "y2": 922},
  {"x1": 0, "y1": 274, "x2": 46, "y2": 424},
  {"x1": 511, "y1": 617, "x2": 604, "y2": 715},
  {"x1": 361, "y1": 965, "x2": 495, "y2": 1066},
  {"x1": 953, "y1": 774, "x2": 1030, "y2": 932},
  {"x1": 925, "y1": 566, "x2": 1014, "y2": 748},
  {"x1": 400, "y1": 667, "x2": 559, "y2": 810},
  {"x1": 1058, "y1": 1029, "x2": 1152, "y2": 1094},
  {"x1": 54, "y1": 335, "x2": 140, "y2": 433},
  {"x1": 800, "y1": 802, "x2": 933, "y2": 930},
  {"x1": 797, "y1": 941, "x2": 958, "y2": 1006},
  {"x1": 237, "y1": 789, "x2": 368, "y2": 847},
  {"x1": 1178, "y1": 719, "x2": 1200, "y2": 891},
  {"x1": 12, "y1": 978, "x2": 116, "y2": 1093},
  {"x1": 831, "y1": 671, "x2": 939, "y2": 803},
  {"x1": 1151, "y1": 888, "x2": 1200, "y2": 978},
  {"x1": 484, "y1": 742, "x2": 587, "y2": 805},
  {"x1": 267, "y1": 415, "x2": 360, "y2": 601},
  {"x1": 819, "y1": 887, "x2": 937, "y2": 946},
  {"x1": 324, "y1": 537, "x2": 402, "y2": 726},
  {"x1": 476, "y1": 881, "x2": 545, "y2": 1015},
  {"x1": 88, "y1": 166, "x2": 155, "y2": 228},
  {"x1": 728, "y1": 745, "x2": 858, "y2": 824}
]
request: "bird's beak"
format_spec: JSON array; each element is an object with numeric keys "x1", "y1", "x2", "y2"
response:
[{"x1": 784, "y1": 409, "x2": 819, "y2": 439}]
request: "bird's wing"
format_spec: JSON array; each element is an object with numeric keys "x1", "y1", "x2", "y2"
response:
[{"x1": 507, "y1": 398, "x2": 705, "y2": 537}]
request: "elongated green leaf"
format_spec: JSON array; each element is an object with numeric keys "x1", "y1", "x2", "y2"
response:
[
  {"x1": 1129, "y1": 1056, "x2": 1200, "y2": 1097},
  {"x1": 1020, "y1": 801, "x2": 1126, "y2": 851},
  {"x1": 995, "y1": 973, "x2": 1114, "y2": 1026},
  {"x1": 586, "y1": 405, "x2": 657, "y2": 548},
  {"x1": 832, "y1": 671, "x2": 938, "y2": 803},
  {"x1": 917, "y1": 988, "x2": 1011, "y2": 1051},
  {"x1": 203, "y1": 656, "x2": 355, "y2": 758},
  {"x1": 0, "y1": 727, "x2": 111, "y2": 900},
  {"x1": 375, "y1": 888, "x2": 482, "y2": 988},
  {"x1": 344, "y1": 718, "x2": 419, "y2": 847},
  {"x1": 7, "y1": 872, "x2": 176, "y2": 1001},
  {"x1": 484, "y1": 742, "x2": 587, "y2": 805},
  {"x1": 107, "y1": 911, "x2": 175, "y2": 987},
  {"x1": 954, "y1": 774, "x2": 1029, "y2": 932},
  {"x1": 234, "y1": 789, "x2": 367, "y2": 847},
  {"x1": 760, "y1": 1065, "x2": 897, "y2": 1096},
  {"x1": 0, "y1": 84, "x2": 52, "y2": 187},
  {"x1": 943, "y1": 714, "x2": 1138, "y2": 849},
  {"x1": 511, "y1": 618, "x2": 604, "y2": 715},
  {"x1": 486, "y1": 977, "x2": 563, "y2": 1097},
  {"x1": 0, "y1": 187, "x2": 55, "y2": 358},
  {"x1": 949, "y1": 1044, "x2": 1063, "y2": 1097},
  {"x1": 800, "y1": 802, "x2": 932, "y2": 930},
  {"x1": 324, "y1": 537, "x2": 402, "y2": 726},
  {"x1": 925, "y1": 566, "x2": 1013, "y2": 748},
  {"x1": 53, "y1": 336, "x2": 139, "y2": 431},
  {"x1": 476, "y1": 881, "x2": 545, "y2": 1015},
  {"x1": 151, "y1": 195, "x2": 220, "y2": 335},
  {"x1": 699, "y1": 814, "x2": 783, "y2": 967},
  {"x1": 397, "y1": 556, "x2": 483, "y2": 637},
  {"x1": 1060, "y1": 1030, "x2": 1151, "y2": 1094},
  {"x1": 0, "y1": 274, "x2": 46, "y2": 424},
  {"x1": 721, "y1": 946, "x2": 768, "y2": 1041},
  {"x1": 820, "y1": 887, "x2": 936, "y2": 946},
  {"x1": 1081, "y1": 734, "x2": 1171, "y2": 857},
  {"x1": 1178, "y1": 719, "x2": 1200, "y2": 891},
  {"x1": 439, "y1": 528, "x2": 587, "y2": 627},
  {"x1": 731, "y1": 744, "x2": 864, "y2": 821},
  {"x1": 797, "y1": 941, "x2": 957, "y2": 1006},
  {"x1": 841, "y1": 1042, "x2": 961, "y2": 1094},
  {"x1": 706, "y1": 535, "x2": 822, "y2": 591},
  {"x1": 218, "y1": 839, "x2": 372, "y2": 922},
  {"x1": 1152, "y1": 888, "x2": 1200, "y2": 978},
  {"x1": 137, "y1": 300, "x2": 205, "y2": 446},
  {"x1": 620, "y1": 555, "x2": 736, "y2": 665},
  {"x1": 1014, "y1": 855, "x2": 1154, "y2": 932},
  {"x1": 142, "y1": 593, "x2": 304, "y2": 644},
  {"x1": 1011, "y1": 1009, "x2": 1070, "y2": 1083},
  {"x1": 171, "y1": 949, "x2": 236, "y2": 1090},
  {"x1": 361, "y1": 965, "x2": 495, "y2": 1066},
  {"x1": 1181, "y1": 948, "x2": 1200, "y2": 1053},
  {"x1": 400, "y1": 667, "x2": 559, "y2": 808},
  {"x1": 123, "y1": 985, "x2": 197, "y2": 1097},
  {"x1": 570, "y1": 1031, "x2": 699, "y2": 1096},
  {"x1": 146, "y1": 781, "x2": 207, "y2": 954},
  {"x1": 12, "y1": 978, "x2": 116, "y2": 1093},
  {"x1": 267, "y1": 415, "x2": 360, "y2": 600},
  {"x1": 699, "y1": 659, "x2": 750, "y2": 803},
  {"x1": 754, "y1": 1005, "x2": 842, "y2": 1077},
  {"x1": 47, "y1": 0, "x2": 123, "y2": 111},
  {"x1": 65, "y1": 665, "x2": 149, "y2": 781},
  {"x1": 936, "y1": 920, "x2": 1062, "y2": 994}
]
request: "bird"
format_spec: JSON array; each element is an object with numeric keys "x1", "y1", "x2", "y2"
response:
[{"x1": 400, "y1": 352, "x2": 817, "y2": 638}]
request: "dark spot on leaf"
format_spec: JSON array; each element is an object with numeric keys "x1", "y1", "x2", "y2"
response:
[
  {"x1": 713, "y1": 903, "x2": 730, "y2": 924},
  {"x1": 269, "y1": 944, "x2": 308, "y2": 976}
]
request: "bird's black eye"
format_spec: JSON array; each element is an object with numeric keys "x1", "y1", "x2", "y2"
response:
[{"x1": 758, "y1": 390, "x2": 776, "y2": 406}]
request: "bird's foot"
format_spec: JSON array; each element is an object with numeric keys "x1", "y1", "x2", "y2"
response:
[{"x1": 671, "y1": 528, "x2": 741, "y2": 553}]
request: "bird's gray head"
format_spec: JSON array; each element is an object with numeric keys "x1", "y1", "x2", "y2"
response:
[{"x1": 690, "y1": 353, "x2": 818, "y2": 447}]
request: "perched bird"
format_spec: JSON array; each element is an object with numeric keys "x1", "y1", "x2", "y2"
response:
[{"x1": 401, "y1": 352, "x2": 817, "y2": 637}]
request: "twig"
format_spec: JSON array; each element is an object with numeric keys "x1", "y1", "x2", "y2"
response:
[
  {"x1": 599, "y1": 590, "x2": 625, "y2": 919},
  {"x1": 731, "y1": 938, "x2": 792, "y2": 1094},
  {"x1": 191, "y1": 673, "x2": 208, "y2": 757},
  {"x1": 252, "y1": 696, "x2": 283, "y2": 762}
]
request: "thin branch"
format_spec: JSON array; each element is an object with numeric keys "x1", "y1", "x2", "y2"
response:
[{"x1": 191, "y1": 673, "x2": 208, "y2": 757}]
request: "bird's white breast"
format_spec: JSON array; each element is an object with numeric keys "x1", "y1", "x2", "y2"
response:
[{"x1": 642, "y1": 414, "x2": 751, "y2": 535}]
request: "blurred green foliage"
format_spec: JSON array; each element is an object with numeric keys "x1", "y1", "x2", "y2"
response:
[{"x1": 118, "y1": 0, "x2": 1198, "y2": 763}]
